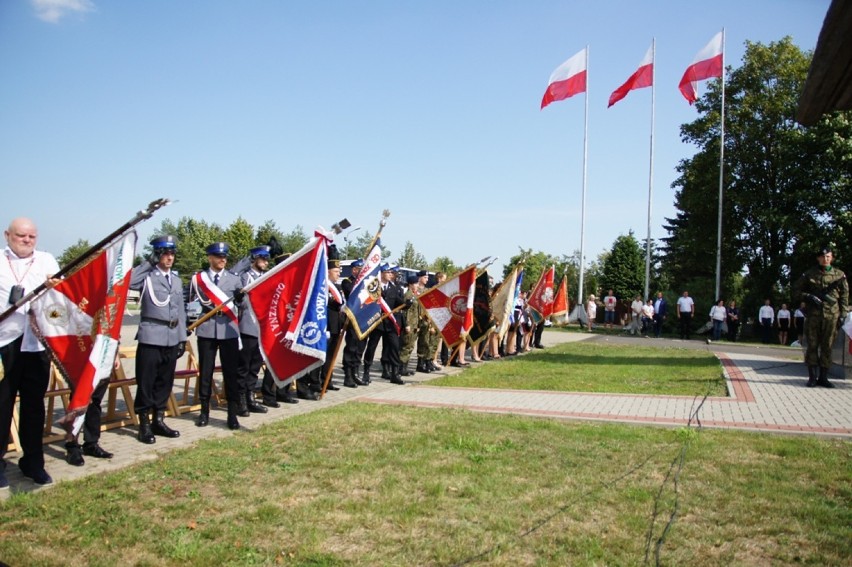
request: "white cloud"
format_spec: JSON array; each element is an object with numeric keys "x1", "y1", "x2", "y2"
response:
[{"x1": 32, "y1": 0, "x2": 95, "y2": 23}]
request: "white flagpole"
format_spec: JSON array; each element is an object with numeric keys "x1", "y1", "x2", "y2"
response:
[
  {"x1": 714, "y1": 29, "x2": 726, "y2": 301},
  {"x1": 644, "y1": 38, "x2": 656, "y2": 302},
  {"x1": 578, "y1": 46, "x2": 589, "y2": 310}
]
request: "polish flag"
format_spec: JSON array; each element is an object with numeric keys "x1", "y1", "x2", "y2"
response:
[
  {"x1": 679, "y1": 31, "x2": 723, "y2": 104},
  {"x1": 608, "y1": 44, "x2": 653, "y2": 108},
  {"x1": 541, "y1": 48, "x2": 587, "y2": 109}
]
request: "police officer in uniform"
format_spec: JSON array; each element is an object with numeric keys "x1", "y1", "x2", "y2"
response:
[
  {"x1": 191, "y1": 242, "x2": 243, "y2": 429},
  {"x1": 340, "y1": 259, "x2": 368, "y2": 388},
  {"x1": 236, "y1": 246, "x2": 271, "y2": 414},
  {"x1": 129, "y1": 235, "x2": 187, "y2": 444},
  {"x1": 320, "y1": 247, "x2": 345, "y2": 390},
  {"x1": 794, "y1": 245, "x2": 849, "y2": 388}
]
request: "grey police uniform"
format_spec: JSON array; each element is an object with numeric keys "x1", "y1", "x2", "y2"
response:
[
  {"x1": 193, "y1": 268, "x2": 243, "y2": 418},
  {"x1": 130, "y1": 261, "x2": 187, "y2": 414},
  {"x1": 237, "y1": 268, "x2": 271, "y2": 412}
]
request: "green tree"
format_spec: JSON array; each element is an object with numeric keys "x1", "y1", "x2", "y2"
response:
[
  {"x1": 150, "y1": 217, "x2": 224, "y2": 276},
  {"x1": 278, "y1": 225, "x2": 310, "y2": 255},
  {"x1": 601, "y1": 232, "x2": 645, "y2": 302},
  {"x1": 57, "y1": 239, "x2": 91, "y2": 269},
  {"x1": 395, "y1": 241, "x2": 428, "y2": 269},
  {"x1": 255, "y1": 219, "x2": 286, "y2": 249},
  {"x1": 430, "y1": 256, "x2": 460, "y2": 276},
  {"x1": 222, "y1": 216, "x2": 256, "y2": 264},
  {"x1": 662, "y1": 37, "x2": 852, "y2": 316}
]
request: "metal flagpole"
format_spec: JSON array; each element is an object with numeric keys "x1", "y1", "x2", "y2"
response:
[
  {"x1": 577, "y1": 45, "x2": 589, "y2": 310},
  {"x1": 644, "y1": 38, "x2": 656, "y2": 301},
  {"x1": 714, "y1": 28, "x2": 726, "y2": 301}
]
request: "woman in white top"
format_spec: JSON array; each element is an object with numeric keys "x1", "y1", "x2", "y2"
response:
[
  {"x1": 776, "y1": 303, "x2": 791, "y2": 346},
  {"x1": 709, "y1": 299, "x2": 727, "y2": 342},
  {"x1": 585, "y1": 294, "x2": 597, "y2": 332}
]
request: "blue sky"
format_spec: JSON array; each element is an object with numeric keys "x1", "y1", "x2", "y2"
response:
[{"x1": 0, "y1": 0, "x2": 829, "y2": 271}]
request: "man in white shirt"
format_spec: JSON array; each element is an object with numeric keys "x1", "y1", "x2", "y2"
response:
[
  {"x1": 758, "y1": 299, "x2": 775, "y2": 344},
  {"x1": 676, "y1": 290, "x2": 695, "y2": 340},
  {"x1": 630, "y1": 295, "x2": 644, "y2": 335},
  {"x1": 0, "y1": 218, "x2": 60, "y2": 488}
]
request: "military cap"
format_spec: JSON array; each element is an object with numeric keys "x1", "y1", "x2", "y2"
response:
[
  {"x1": 151, "y1": 235, "x2": 177, "y2": 251},
  {"x1": 380, "y1": 262, "x2": 391, "y2": 272},
  {"x1": 351, "y1": 258, "x2": 364, "y2": 268},
  {"x1": 250, "y1": 245, "x2": 271, "y2": 258},
  {"x1": 407, "y1": 274, "x2": 419, "y2": 285},
  {"x1": 417, "y1": 270, "x2": 428, "y2": 277},
  {"x1": 206, "y1": 242, "x2": 230, "y2": 256},
  {"x1": 328, "y1": 258, "x2": 341, "y2": 269}
]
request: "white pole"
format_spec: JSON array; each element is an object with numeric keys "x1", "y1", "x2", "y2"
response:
[
  {"x1": 715, "y1": 29, "x2": 726, "y2": 301},
  {"x1": 578, "y1": 46, "x2": 589, "y2": 309},
  {"x1": 644, "y1": 38, "x2": 656, "y2": 302}
]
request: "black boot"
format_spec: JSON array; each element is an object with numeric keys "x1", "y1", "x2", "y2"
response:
[
  {"x1": 236, "y1": 395, "x2": 250, "y2": 417},
  {"x1": 65, "y1": 441, "x2": 84, "y2": 466},
  {"x1": 296, "y1": 380, "x2": 319, "y2": 401},
  {"x1": 416, "y1": 358, "x2": 430, "y2": 373},
  {"x1": 806, "y1": 366, "x2": 818, "y2": 388},
  {"x1": 401, "y1": 362, "x2": 415, "y2": 377},
  {"x1": 380, "y1": 362, "x2": 391, "y2": 379},
  {"x1": 246, "y1": 392, "x2": 268, "y2": 413},
  {"x1": 817, "y1": 367, "x2": 835, "y2": 388},
  {"x1": 343, "y1": 366, "x2": 358, "y2": 388},
  {"x1": 138, "y1": 411, "x2": 156, "y2": 444},
  {"x1": 362, "y1": 363, "x2": 372, "y2": 385},
  {"x1": 352, "y1": 365, "x2": 367, "y2": 386},
  {"x1": 388, "y1": 363, "x2": 405, "y2": 385},
  {"x1": 152, "y1": 410, "x2": 181, "y2": 438},
  {"x1": 227, "y1": 402, "x2": 241, "y2": 430},
  {"x1": 195, "y1": 400, "x2": 210, "y2": 427},
  {"x1": 427, "y1": 360, "x2": 440, "y2": 372}
]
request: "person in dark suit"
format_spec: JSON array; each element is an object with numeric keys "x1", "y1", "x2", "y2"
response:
[
  {"x1": 652, "y1": 292, "x2": 668, "y2": 338},
  {"x1": 129, "y1": 235, "x2": 187, "y2": 445},
  {"x1": 321, "y1": 248, "x2": 345, "y2": 390},
  {"x1": 341, "y1": 259, "x2": 368, "y2": 388},
  {"x1": 190, "y1": 242, "x2": 243, "y2": 430},
  {"x1": 236, "y1": 246, "x2": 270, "y2": 414},
  {"x1": 379, "y1": 264, "x2": 407, "y2": 385}
]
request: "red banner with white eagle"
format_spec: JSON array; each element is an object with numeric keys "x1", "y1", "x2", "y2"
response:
[
  {"x1": 527, "y1": 265, "x2": 555, "y2": 323},
  {"x1": 242, "y1": 236, "x2": 328, "y2": 387},
  {"x1": 418, "y1": 265, "x2": 477, "y2": 348},
  {"x1": 31, "y1": 231, "x2": 136, "y2": 434}
]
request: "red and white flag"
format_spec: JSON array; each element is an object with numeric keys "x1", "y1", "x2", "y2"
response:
[
  {"x1": 31, "y1": 232, "x2": 137, "y2": 434},
  {"x1": 242, "y1": 237, "x2": 328, "y2": 387},
  {"x1": 541, "y1": 47, "x2": 587, "y2": 109},
  {"x1": 527, "y1": 266, "x2": 555, "y2": 321},
  {"x1": 679, "y1": 31, "x2": 723, "y2": 104},
  {"x1": 552, "y1": 276, "x2": 568, "y2": 318},
  {"x1": 418, "y1": 265, "x2": 477, "y2": 348},
  {"x1": 608, "y1": 43, "x2": 653, "y2": 107}
]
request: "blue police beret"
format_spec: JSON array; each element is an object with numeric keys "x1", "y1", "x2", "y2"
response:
[
  {"x1": 250, "y1": 245, "x2": 271, "y2": 258},
  {"x1": 151, "y1": 235, "x2": 177, "y2": 251},
  {"x1": 206, "y1": 242, "x2": 230, "y2": 256},
  {"x1": 351, "y1": 259, "x2": 364, "y2": 268}
]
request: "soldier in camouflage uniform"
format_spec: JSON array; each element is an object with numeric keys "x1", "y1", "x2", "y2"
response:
[
  {"x1": 399, "y1": 275, "x2": 421, "y2": 376},
  {"x1": 793, "y1": 245, "x2": 849, "y2": 388}
]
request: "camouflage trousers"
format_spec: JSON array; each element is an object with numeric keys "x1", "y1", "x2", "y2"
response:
[{"x1": 804, "y1": 314, "x2": 838, "y2": 368}]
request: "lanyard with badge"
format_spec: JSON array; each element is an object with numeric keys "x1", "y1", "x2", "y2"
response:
[{"x1": 6, "y1": 254, "x2": 33, "y2": 304}]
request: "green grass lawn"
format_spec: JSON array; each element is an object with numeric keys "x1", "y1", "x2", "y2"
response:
[
  {"x1": 0, "y1": 404, "x2": 848, "y2": 566},
  {"x1": 432, "y1": 341, "x2": 727, "y2": 397}
]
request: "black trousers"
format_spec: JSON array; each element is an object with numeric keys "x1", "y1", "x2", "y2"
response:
[
  {"x1": 533, "y1": 322, "x2": 545, "y2": 346},
  {"x1": 238, "y1": 334, "x2": 263, "y2": 398},
  {"x1": 362, "y1": 331, "x2": 381, "y2": 366},
  {"x1": 679, "y1": 313, "x2": 692, "y2": 339},
  {"x1": 77, "y1": 378, "x2": 109, "y2": 445},
  {"x1": 196, "y1": 337, "x2": 241, "y2": 405},
  {"x1": 379, "y1": 329, "x2": 401, "y2": 367},
  {"x1": 134, "y1": 343, "x2": 180, "y2": 413},
  {"x1": 342, "y1": 325, "x2": 366, "y2": 369},
  {"x1": 0, "y1": 337, "x2": 50, "y2": 469}
]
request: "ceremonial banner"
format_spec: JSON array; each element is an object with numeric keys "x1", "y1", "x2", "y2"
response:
[
  {"x1": 418, "y1": 265, "x2": 477, "y2": 348},
  {"x1": 527, "y1": 265, "x2": 555, "y2": 323},
  {"x1": 467, "y1": 271, "x2": 494, "y2": 346},
  {"x1": 541, "y1": 47, "x2": 587, "y2": 109},
  {"x1": 490, "y1": 267, "x2": 518, "y2": 341},
  {"x1": 31, "y1": 231, "x2": 136, "y2": 434},
  {"x1": 608, "y1": 43, "x2": 654, "y2": 107},
  {"x1": 552, "y1": 275, "x2": 568, "y2": 318},
  {"x1": 508, "y1": 269, "x2": 524, "y2": 326},
  {"x1": 343, "y1": 238, "x2": 396, "y2": 339},
  {"x1": 243, "y1": 237, "x2": 328, "y2": 387}
]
